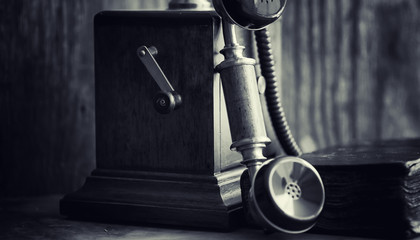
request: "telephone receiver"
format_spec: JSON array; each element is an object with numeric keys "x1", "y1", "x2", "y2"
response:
[{"x1": 212, "y1": 0, "x2": 325, "y2": 233}]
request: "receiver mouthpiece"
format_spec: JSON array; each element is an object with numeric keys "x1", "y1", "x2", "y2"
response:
[{"x1": 249, "y1": 156, "x2": 325, "y2": 233}]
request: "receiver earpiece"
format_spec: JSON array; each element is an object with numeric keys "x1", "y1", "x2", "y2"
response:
[{"x1": 213, "y1": 0, "x2": 287, "y2": 30}]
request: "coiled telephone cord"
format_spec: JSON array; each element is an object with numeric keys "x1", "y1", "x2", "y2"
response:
[{"x1": 255, "y1": 28, "x2": 302, "y2": 156}]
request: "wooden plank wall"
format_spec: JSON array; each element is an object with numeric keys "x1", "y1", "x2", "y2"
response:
[
  {"x1": 0, "y1": 0, "x2": 168, "y2": 196},
  {"x1": 277, "y1": 0, "x2": 420, "y2": 152},
  {"x1": 1, "y1": 0, "x2": 420, "y2": 196}
]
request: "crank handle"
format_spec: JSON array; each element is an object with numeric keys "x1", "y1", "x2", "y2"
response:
[{"x1": 137, "y1": 45, "x2": 182, "y2": 114}]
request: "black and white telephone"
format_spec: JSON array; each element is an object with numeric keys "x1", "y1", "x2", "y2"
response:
[
  {"x1": 212, "y1": 0, "x2": 325, "y2": 233},
  {"x1": 60, "y1": 0, "x2": 324, "y2": 234}
]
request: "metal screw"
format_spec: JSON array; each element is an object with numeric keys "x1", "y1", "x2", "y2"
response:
[{"x1": 158, "y1": 98, "x2": 167, "y2": 107}]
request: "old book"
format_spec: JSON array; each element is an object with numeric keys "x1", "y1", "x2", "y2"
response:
[{"x1": 303, "y1": 138, "x2": 420, "y2": 239}]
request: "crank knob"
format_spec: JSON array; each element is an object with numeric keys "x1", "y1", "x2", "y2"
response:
[{"x1": 153, "y1": 91, "x2": 182, "y2": 114}]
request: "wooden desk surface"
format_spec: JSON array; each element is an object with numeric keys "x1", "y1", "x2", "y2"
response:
[{"x1": 0, "y1": 195, "x2": 411, "y2": 240}]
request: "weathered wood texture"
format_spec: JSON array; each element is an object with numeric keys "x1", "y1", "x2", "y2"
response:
[
  {"x1": 94, "y1": 11, "x2": 227, "y2": 173},
  {"x1": 1, "y1": 195, "x2": 381, "y2": 240},
  {"x1": 0, "y1": 0, "x2": 168, "y2": 196},
  {"x1": 275, "y1": 0, "x2": 420, "y2": 152},
  {"x1": 2, "y1": 0, "x2": 420, "y2": 196}
]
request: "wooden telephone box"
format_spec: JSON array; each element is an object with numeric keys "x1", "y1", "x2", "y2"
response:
[{"x1": 60, "y1": 10, "x2": 246, "y2": 230}]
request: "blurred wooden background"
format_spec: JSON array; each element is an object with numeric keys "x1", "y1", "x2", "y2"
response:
[
  {"x1": 1, "y1": 0, "x2": 419, "y2": 196},
  {"x1": 0, "y1": 0, "x2": 168, "y2": 196},
  {"x1": 277, "y1": 0, "x2": 420, "y2": 152}
]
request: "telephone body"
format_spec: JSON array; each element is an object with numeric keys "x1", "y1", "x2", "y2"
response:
[
  {"x1": 60, "y1": 0, "x2": 324, "y2": 234},
  {"x1": 61, "y1": 9, "x2": 247, "y2": 230}
]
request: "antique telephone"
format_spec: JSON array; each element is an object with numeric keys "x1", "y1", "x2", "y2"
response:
[
  {"x1": 211, "y1": 0, "x2": 325, "y2": 233},
  {"x1": 60, "y1": 0, "x2": 324, "y2": 234}
]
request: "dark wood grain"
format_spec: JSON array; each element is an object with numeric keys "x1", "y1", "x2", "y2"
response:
[
  {"x1": 60, "y1": 10, "x2": 245, "y2": 230},
  {"x1": 0, "y1": 0, "x2": 169, "y2": 197},
  {"x1": 0, "y1": 0, "x2": 98, "y2": 196},
  {"x1": 94, "y1": 10, "x2": 241, "y2": 173},
  {"x1": 60, "y1": 167, "x2": 245, "y2": 230}
]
